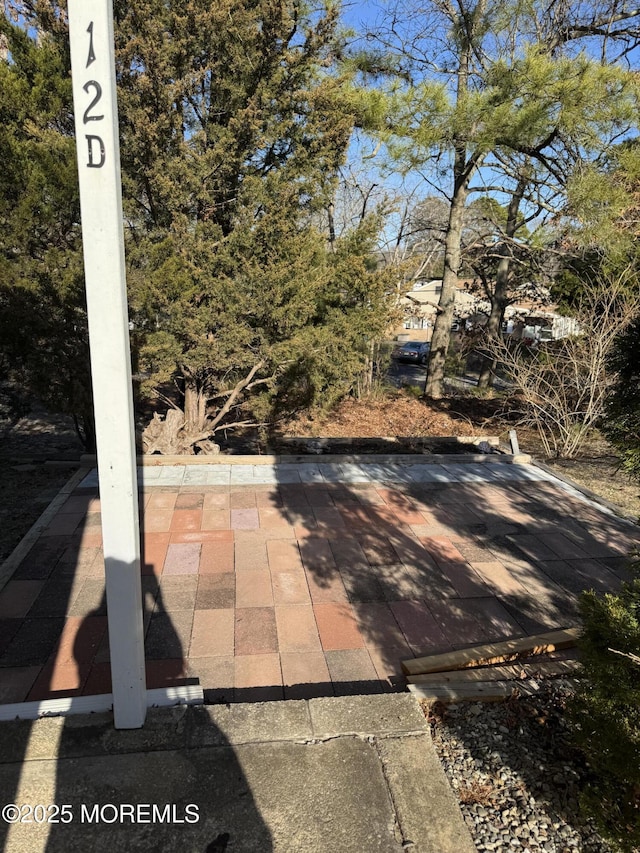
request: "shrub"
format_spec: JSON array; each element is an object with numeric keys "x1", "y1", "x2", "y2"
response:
[{"x1": 569, "y1": 561, "x2": 640, "y2": 852}]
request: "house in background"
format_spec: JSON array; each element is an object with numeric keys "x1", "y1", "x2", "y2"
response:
[{"x1": 392, "y1": 279, "x2": 577, "y2": 343}]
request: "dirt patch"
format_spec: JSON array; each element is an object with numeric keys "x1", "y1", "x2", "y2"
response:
[{"x1": 277, "y1": 391, "x2": 485, "y2": 440}]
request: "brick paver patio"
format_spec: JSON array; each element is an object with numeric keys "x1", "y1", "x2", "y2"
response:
[{"x1": 0, "y1": 459, "x2": 637, "y2": 705}]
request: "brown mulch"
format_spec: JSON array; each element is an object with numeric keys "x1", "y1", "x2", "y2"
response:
[{"x1": 278, "y1": 392, "x2": 487, "y2": 440}]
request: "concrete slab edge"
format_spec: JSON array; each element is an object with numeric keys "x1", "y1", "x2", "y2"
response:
[
  {"x1": 0, "y1": 695, "x2": 428, "y2": 755},
  {"x1": 376, "y1": 735, "x2": 477, "y2": 853},
  {"x1": 0, "y1": 465, "x2": 90, "y2": 593}
]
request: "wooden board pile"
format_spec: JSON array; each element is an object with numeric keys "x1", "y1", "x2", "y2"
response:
[{"x1": 402, "y1": 628, "x2": 582, "y2": 703}]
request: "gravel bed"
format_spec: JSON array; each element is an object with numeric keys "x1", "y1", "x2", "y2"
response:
[{"x1": 428, "y1": 683, "x2": 615, "y2": 853}]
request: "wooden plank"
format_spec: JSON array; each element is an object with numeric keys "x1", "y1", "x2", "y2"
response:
[
  {"x1": 408, "y1": 679, "x2": 543, "y2": 703},
  {"x1": 402, "y1": 628, "x2": 581, "y2": 677},
  {"x1": 406, "y1": 659, "x2": 582, "y2": 685}
]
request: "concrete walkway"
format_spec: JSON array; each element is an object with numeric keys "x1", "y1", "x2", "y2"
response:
[{"x1": 0, "y1": 695, "x2": 476, "y2": 853}]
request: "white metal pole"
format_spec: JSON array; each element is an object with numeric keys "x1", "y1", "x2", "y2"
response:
[{"x1": 68, "y1": 0, "x2": 146, "y2": 729}]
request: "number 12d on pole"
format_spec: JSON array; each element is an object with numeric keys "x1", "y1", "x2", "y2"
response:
[
  {"x1": 82, "y1": 22, "x2": 106, "y2": 168},
  {"x1": 67, "y1": 0, "x2": 147, "y2": 730}
]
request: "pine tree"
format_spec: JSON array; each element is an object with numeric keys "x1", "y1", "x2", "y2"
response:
[
  {"x1": 1, "y1": 1, "x2": 394, "y2": 454},
  {"x1": 113, "y1": 0, "x2": 392, "y2": 452},
  {"x1": 0, "y1": 9, "x2": 96, "y2": 449}
]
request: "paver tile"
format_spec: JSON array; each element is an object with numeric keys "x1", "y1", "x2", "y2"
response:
[
  {"x1": 196, "y1": 574, "x2": 236, "y2": 610},
  {"x1": 0, "y1": 666, "x2": 41, "y2": 703},
  {"x1": 46, "y1": 615, "x2": 106, "y2": 666},
  {"x1": 201, "y1": 510, "x2": 231, "y2": 530},
  {"x1": 3, "y1": 459, "x2": 637, "y2": 709},
  {"x1": 440, "y1": 560, "x2": 494, "y2": 598},
  {"x1": 82, "y1": 661, "x2": 112, "y2": 696},
  {"x1": 189, "y1": 609, "x2": 234, "y2": 657},
  {"x1": 28, "y1": 660, "x2": 91, "y2": 699},
  {"x1": 271, "y1": 570, "x2": 311, "y2": 605},
  {"x1": 229, "y1": 491, "x2": 258, "y2": 509},
  {"x1": 145, "y1": 610, "x2": 193, "y2": 659},
  {"x1": 340, "y1": 565, "x2": 387, "y2": 603},
  {"x1": 163, "y1": 543, "x2": 201, "y2": 575},
  {"x1": 312, "y1": 507, "x2": 346, "y2": 530},
  {"x1": 235, "y1": 607, "x2": 278, "y2": 655},
  {"x1": 390, "y1": 600, "x2": 451, "y2": 657},
  {"x1": 235, "y1": 537, "x2": 269, "y2": 572},
  {"x1": 28, "y1": 576, "x2": 79, "y2": 618},
  {"x1": 275, "y1": 605, "x2": 322, "y2": 652},
  {"x1": 266, "y1": 539, "x2": 303, "y2": 572},
  {"x1": 536, "y1": 558, "x2": 620, "y2": 596},
  {"x1": 469, "y1": 561, "x2": 527, "y2": 597},
  {"x1": 304, "y1": 566, "x2": 349, "y2": 603},
  {"x1": 175, "y1": 493, "x2": 204, "y2": 510},
  {"x1": 146, "y1": 492, "x2": 178, "y2": 510},
  {"x1": 199, "y1": 541, "x2": 235, "y2": 574},
  {"x1": 203, "y1": 492, "x2": 230, "y2": 510},
  {"x1": 357, "y1": 534, "x2": 399, "y2": 566},
  {"x1": 328, "y1": 537, "x2": 369, "y2": 568},
  {"x1": 169, "y1": 509, "x2": 203, "y2": 532},
  {"x1": 155, "y1": 576, "x2": 198, "y2": 612},
  {"x1": 187, "y1": 655, "x2": 234, "y2": 702},
  {"x1": 235, "y1": 571, "x2": 274, "y2": 608},
  {"x1": 230, "y1": 508, "x2": 260, "y2": 530},
  {"x1": 324, "y1": 649, "x2": 382, "y2": 695},
  {"x1": 0, "y1": 581, "x2": 44, "y2": 619},
  {"x1": 536, "y1": 531, "x2": 593, "y2": 560},
  {"x1": 43, "y1": 513, "x2": 84, "y2": 536},
  {"x1": 66, "y1": 578, "x2": 107, "y2": 617},
  {"x1": 506, "y1": 533, "x2": 562, "y2": 562},
  {"x1": 366, "y1": 646, "x2": 407, "y2": 690},
  {"x1": 170, "y1": 530, "x2": 233, "y2": 544},
  {"x1": 351, "y1": 602, "x2": 408, "y2": 650},
  {"x1": 314, "y1": 602, "x2": 364, "y2": 651},
  {"x1": 299, "y1": 537, "x2": 337, "y2": 574},
  {"x1": 142, "y1": 510, "x2": 173, "y2": 533},
  {"x1": 145, "y1": 658, "x2": 188, "y2": 689},
  {"x1": 234, "y1": 653, "x2": 283, "y2": 701},
  {"x1": 280, "y1": 651, "x2": 332, "y2": 699},
  {"x1": 258, "y1": 507, "x2": 291, "y2": 528},
  {"x1": 0, "y1": 617, "x2": 67, "y2": 667},
  {"x1": 461, "y1": 597, "x2": 524, "y2": 640},
  {"x1": 141, "y1": 532, "x2": 170, "y2": 576},
  {"x1": 426, "y1": 598, "x2": 490, "y2": 646}
]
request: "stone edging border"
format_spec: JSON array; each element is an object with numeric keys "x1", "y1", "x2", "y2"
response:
[{"x1": 532, "y1": 458, "x2": 639, "y2": 527}]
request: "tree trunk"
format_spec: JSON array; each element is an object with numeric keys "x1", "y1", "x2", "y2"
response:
[
  {"x1": 423, "y1": 15, "x2": 484, "y2": 399},
  {"x1": 424, "y1": 176, "x2": 471, "y2": 398},
  {"x1": 476, "y1": 269, "x2": 507, "y2": 388},
  {"x1": 477, "y1": 177, "x2": 526, "y2": 389},
  {"x1": 183, "y1": 375, "x2": 207, "y2": 432}
]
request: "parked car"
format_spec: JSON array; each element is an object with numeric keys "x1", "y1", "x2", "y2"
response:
[{"x1": 392, "y1": 341, "x2": 430, "y2": 364}]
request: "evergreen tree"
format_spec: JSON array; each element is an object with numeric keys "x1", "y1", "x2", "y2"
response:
[
  {"x1": 1, "y1": 1, "x2": 394, "y2": 453},
  {"x1": 0, "y1": 9, "x2": 95, "y2": 449},
  {"x1": 114, "y1": 0, "x2": 393, "y2": 452}
]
